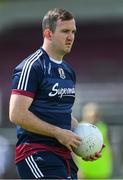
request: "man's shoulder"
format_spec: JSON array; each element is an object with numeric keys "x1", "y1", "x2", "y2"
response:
[{"x1": 15, "y1": 49, "x2": 44, "y2": 71}]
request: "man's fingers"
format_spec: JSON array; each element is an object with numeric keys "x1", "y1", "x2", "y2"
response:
[
  {"x1": 99, "y1": 144, "x2": 106, "y2": 153},
  {"x1": 66, "y1": 144, "x2": 72, "y2": 152},
  {"x1": 75, "y1": 135, "x2": 82, "y2": 141},
  {"x1": 95, "y1": 152, "x2": 102, "y2": 157},
  {"x1": 83, "y1": 156, "x2": 97, "y2": 161}
]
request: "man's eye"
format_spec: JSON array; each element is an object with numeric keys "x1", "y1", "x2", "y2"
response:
[
  {"x1": 62, "y1": 30, "x2": 69, "y2": 33},
  {"x1": 72, "y1": 30, "x2": 76, "y2": 34}
]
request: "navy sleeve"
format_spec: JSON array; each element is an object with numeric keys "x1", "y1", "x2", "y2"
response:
[{"x1": 12, "y1": 60, "x2": 44, "y2": 98}]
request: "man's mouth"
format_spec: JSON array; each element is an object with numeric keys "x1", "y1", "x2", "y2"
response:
[{"x1": 66, "y1": 43, "x2": 72, "y2": 46}]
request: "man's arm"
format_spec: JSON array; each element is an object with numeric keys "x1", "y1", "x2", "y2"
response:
[{"x1": 9, "y1": 94, "x2": 82, "y2": 151}]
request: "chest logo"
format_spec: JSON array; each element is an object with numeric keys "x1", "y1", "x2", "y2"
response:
[
  {"x1": 49, "y1": 83, "x2": 75, "y2": 98},
  {"x1": 58, "y1": 68, "x2": 66, "y2": 79}
]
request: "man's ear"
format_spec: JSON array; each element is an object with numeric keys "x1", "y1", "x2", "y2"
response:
[{"x1": 43, "y1": 29, "x2": 52, "y2": 39}]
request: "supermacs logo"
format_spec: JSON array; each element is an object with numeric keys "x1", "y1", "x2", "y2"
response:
[{"x1": 49, "y1": 83, "x2": 75, "y2": 98}]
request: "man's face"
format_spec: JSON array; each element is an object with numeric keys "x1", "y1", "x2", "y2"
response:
[{"x1": 51, "y1": 18, "x2": 76, "y2": 56}]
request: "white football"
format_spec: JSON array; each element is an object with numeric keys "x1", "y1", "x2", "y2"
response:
[{"x1": 73, "y1": 123, "x2": 103, "y2": 158}]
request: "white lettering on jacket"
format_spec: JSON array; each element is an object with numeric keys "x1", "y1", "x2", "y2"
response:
[{"x1": 49, "y1": 83, "x2": 75, "y2": 98}]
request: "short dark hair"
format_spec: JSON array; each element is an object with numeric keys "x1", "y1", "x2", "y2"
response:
[{"x1": 42, "y1": 8, "x2": 74, "y2": 32}]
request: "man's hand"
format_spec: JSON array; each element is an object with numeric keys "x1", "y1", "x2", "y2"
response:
[
  {"x1": 82, "y1": 144, "x2": 105, "y2": 161},
  {"x1": 55, "y1": 128, "x2": 82, "y2": 151}
]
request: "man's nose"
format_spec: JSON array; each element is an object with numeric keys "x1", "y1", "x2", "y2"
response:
[{"x1": 67, "y1": 33, "x2": 73, "y2": 40}]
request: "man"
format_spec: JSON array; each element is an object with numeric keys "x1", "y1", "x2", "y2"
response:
[{"x1": 9, "y1": 8, "x2": 102, "y2": 179}]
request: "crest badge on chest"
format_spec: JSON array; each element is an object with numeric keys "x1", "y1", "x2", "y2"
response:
[{"x1": 58, "y1": 68, "x2": 66, "y2": 79}]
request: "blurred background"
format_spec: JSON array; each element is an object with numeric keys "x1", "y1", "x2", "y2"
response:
[{"x1": 0, "y1": 0, "x2": 123, "y2": 179}]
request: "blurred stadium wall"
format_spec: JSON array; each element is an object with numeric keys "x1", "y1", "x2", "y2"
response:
[{"x1": 0, "y1": 0, "x2": 123, "y2": 178}]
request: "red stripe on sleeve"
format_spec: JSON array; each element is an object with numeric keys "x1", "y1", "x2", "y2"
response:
[{"x1": 12, "y1": 89, "x2": 35, "y2": 98}]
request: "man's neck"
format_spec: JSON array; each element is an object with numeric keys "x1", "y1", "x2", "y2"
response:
[{"x1": 42, "y1": 44, "x2": 63, "y2": 61}]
